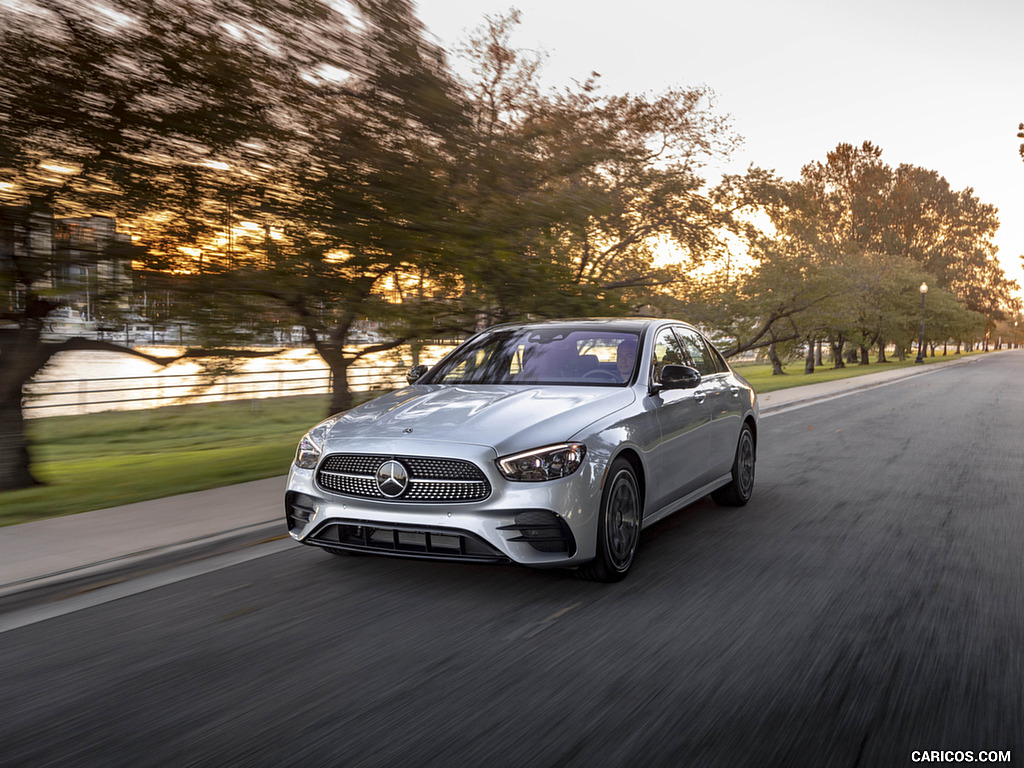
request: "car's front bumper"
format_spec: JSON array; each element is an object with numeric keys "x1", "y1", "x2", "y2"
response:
[{"x1": 284, "y1": 437, "x2": 606, "y2": 567}]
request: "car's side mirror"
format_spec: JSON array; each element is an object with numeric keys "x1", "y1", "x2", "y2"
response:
[
  {"x1": 407, "y1": 364, "x2": 429, "y2": 384},
  {"x1": 657, "y1": 364, "x2": 702, "y2": 391}
]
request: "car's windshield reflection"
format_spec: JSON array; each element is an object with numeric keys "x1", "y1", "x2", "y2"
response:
[{"x1": 423, "y1": 328, "x2": 640, "y2": 386}]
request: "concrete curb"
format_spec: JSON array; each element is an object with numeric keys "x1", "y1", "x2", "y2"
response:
[{"x1": 0, "y1": 519, "x2": 286, "y2": 614}]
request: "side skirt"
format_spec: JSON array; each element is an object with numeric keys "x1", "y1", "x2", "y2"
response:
[{"x1": 640, "y1": 473, "x2": 733, "y2": 530}]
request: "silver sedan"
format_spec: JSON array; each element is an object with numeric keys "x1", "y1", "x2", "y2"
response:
[{"x1": 285, "y1": 318, "x2": 758, "y2": 581}]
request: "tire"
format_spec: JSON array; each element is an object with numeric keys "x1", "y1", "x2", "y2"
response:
[
  {"x1": 579, "y1": 458, "x2": 642, "y2": 582},
  {"x1": 711, "y1": 423, "x2": 755, "y2": 507}
]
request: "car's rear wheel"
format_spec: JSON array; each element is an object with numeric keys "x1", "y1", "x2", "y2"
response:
[
  {"x1": 711, "y1": 423, "x2": 755, "y2": 507},
  {"x1": 580, "y1": 458, "x2": 641, "y2": 582}
]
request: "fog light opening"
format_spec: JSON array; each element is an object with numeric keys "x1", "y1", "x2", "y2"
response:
[
  {"x1": 286, "y1": 492, "x2": 317, "y2": 528},
  {"x1": 498, "y1": 510, "x2": 576, "y2": 555}
]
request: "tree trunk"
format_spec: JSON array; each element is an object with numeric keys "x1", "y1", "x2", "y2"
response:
[
  {"x1": 0, "y1": 326, "x2": 51, "y2": 491},
  {"x1": 804, "y1": 338, "x2": 815, "y2": 374},
  {"x1": 876, "y1": 339, "x2": 888, "y2": 363},
  {"x1": 815, "y1": 339, "x2": 823, "y2": 367},
  {"x1": 324, "y1": 350, "x2": 355, "y2": 415},
  {"x1": 0, "y1": 395, "x2": 39, "y2": 490},
  {"x1": 831, "y1": 338, "x2": 846, "y2": 369},
  {"x1": 768, "y1": 342, "x2": 785, "y2": 375},
  {"x1": 321, "y1": 332, "x2": 412, "y2": 417}
]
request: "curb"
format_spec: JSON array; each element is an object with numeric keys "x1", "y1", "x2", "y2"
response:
[{"x1": 0, "y1": 519, "x2": 286, "y2": 615}]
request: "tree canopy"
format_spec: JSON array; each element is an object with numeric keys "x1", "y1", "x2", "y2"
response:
[
  {"x1": 1, "y1": 4, "x2": 1019, "y2": 493},
  {"x1": 690, "y1": 142, "x2": 1018, "y2": 369}
]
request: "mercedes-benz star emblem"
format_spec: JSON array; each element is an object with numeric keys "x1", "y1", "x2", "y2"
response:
[{"x1": 375, "y1": 460, "x2": 410, "y2": 498}]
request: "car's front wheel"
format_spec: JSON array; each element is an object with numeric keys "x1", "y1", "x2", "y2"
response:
[
  {"x1": 580, "y1": 458, "x2": 641, "y2": 582},
  {"x1": 711, "y1": 423, "x2": 755, "y2": 507}
]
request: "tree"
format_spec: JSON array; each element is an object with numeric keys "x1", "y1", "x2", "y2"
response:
[
  {"x1": 205, "y1": 0, "x2": 474, "y2": 414},
  {"x1": 705, "y1": 143, "x2": 1016, "y2": 371},
  {"x1": 447, "y1": 11, "x2": 737, "y2": 323},
  {"x1": 689, "y1": 170, "x2": 848, "y2": 363},
  {"x1": 0, "y1": 0, "x2": 400, "y2": 489}
]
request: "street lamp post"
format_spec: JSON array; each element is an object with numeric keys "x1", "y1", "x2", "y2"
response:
[{"x1": 914, "y1": 282, "x2": 928, "y2": 364}]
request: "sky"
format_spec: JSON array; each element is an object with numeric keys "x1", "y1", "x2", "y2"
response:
[{"x1": 415, "y1": 0, "x2": 1024, "y2": 293}]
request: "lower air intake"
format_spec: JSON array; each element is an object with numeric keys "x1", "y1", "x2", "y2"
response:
[{"x1": 307, "y1": 520, "x2": 508, "y2": 563}]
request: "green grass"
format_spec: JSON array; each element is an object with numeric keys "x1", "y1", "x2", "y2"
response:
[
  {"x1": 732, "y1": 349, "x2": 983, "y2": 393},
  {"x1": 3, "y1": 396, "x2": 333, "y2": 526},
  {"x1": 0, "y1": 349, "x2": 988, "y2": 526}
]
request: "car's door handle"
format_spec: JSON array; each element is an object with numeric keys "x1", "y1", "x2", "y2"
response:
[
  {"x1": 693, "y1": 391, "x2": 707, "y2": 403},
  {"x1": 729, "y1": 387, "x2": 740, "y2": 398}
]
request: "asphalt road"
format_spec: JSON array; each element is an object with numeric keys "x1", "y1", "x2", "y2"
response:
[{"x1": 3, "y1": 353, "x2": 1022, "y2": 768}]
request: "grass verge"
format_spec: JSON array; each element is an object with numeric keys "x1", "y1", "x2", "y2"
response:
[
  {"x1": 1, "y1": 350, "x2": 986, "y2": 526},
  {"x1": 4, "y1": 396, "x2": 330, "y2": 526},
  {"x1": 733, "y1": 350, "x2": 981, "y2": 392}
]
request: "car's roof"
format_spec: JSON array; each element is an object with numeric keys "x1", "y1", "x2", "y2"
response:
[{"x1": 483, "y1": 317, "x2": 688, "y2": 333}]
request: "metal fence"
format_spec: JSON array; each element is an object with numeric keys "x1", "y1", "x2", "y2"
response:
[{"x1": 24, "y1": 362, "x2": 412, "y2": 418}]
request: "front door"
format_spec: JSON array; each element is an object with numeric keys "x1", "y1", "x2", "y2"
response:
[
  {"x1": 675, "y1": 327, "x2": 744, "y2": 481},
  {"x1": 648, "y1": 326, "x2": 712, "y2": 510}
]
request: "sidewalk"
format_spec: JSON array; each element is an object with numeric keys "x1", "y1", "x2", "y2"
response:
[
  {"x1": 0, "y1": 477, "x2": 286, "y2": 610},
  {"x1": 0, "y1": 354, "x2": 985, "y2": 610}
]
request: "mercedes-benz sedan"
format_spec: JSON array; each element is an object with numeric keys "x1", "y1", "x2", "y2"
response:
[{"x1": 285, "y1": 318, "x2": 758, "y2": 581}]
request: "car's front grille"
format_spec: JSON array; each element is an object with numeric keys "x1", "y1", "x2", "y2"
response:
[
  {"x1": 307, "y1": 520, "x2": 508, "y2": 563},
  {"x1": 316, "y1": 454, "x2": 491, "y2": 503}
]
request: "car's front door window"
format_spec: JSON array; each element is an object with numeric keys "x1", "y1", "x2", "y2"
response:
[{"x1": 651, "y1": 327, "x2": 689, "y2": 384}]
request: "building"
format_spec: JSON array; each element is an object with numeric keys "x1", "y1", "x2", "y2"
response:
[
  {"x1": 1, "y1": 203, "x2": 55, "y2": 317},
  {"x1": 53, "y1": 215, "x2": 134, "y2": 322},
  {"x1": 1, "y1": 205, "x2": 135, "y2": 336}
]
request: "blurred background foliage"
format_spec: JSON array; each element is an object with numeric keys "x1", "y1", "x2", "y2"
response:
[{"x1": 1, "y1": 0, "x2": 1019, "y2": 490}]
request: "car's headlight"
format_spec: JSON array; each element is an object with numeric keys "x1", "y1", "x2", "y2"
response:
[
  {"x1": 294, "y1": 414, "x2": 343, "y2": 469},
  {"x1": 496, "y1": 443, "x2": 587, "y2": 482}
]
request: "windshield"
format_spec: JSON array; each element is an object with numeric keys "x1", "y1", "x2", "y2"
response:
[{"x1": 423, "y1": 327, "x2": 640, "y2": 386}]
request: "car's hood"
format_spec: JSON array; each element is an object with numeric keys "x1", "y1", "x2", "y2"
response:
[{"x1": 327, "y1": 384, "x2": 636, "y2": 455}]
